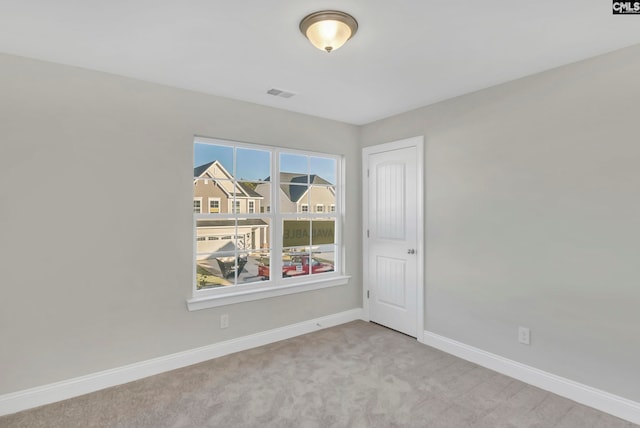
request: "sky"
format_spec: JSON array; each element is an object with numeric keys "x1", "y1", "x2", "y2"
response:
[{"x1": 194, "y1": 143, "x2": 336, "y2": 184}]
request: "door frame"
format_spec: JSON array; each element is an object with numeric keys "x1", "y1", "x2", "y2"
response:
[{"x1": 362, "y1": 136, "x2": 425, "y2": 342}]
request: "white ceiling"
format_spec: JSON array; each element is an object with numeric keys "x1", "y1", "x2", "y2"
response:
[{"x1": 1, "y1": 1, "x2": 639, "y2": 125}]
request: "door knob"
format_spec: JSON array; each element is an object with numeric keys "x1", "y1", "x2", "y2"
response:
[{"x1": 407, "y1": 249, "x2": 415, "y2": 254}]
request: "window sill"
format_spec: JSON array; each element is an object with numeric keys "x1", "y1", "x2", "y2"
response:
[{"x1": 186, "y1": 275, "x2": 351, "y2": 311}]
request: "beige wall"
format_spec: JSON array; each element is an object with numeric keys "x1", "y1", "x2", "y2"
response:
[
  {"x1": 0, "y1": 53, "x2": 361, "y2": 395},
  {"x1": 361, "y1": 44, "x2": 640, "y2": 402}
]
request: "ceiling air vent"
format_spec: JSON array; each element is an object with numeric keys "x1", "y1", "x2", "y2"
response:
[{"x1": 267, "y1": 88, "x2": 296, "y2": 98}]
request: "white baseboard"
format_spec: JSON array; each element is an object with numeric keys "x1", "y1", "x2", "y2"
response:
[
  {"x1": 421, "y1": 330, "x2": 640, "y2": 425},
  {"x1": 0, "y1": 308, "x2": 363, "y2": 417}
]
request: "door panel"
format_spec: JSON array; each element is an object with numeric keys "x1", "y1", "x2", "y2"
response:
[{"x1": 367, "y1": 145, "x2": 418, "y2": 337}]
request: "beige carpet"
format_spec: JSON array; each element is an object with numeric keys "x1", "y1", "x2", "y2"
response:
[{"x1": 1, "y1": 321, "x2": 636, "y2": 428}]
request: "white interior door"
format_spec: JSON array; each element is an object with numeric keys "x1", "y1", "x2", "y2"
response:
[{"x1": 364, "y1": 137, "x2": 423, "y2": 338}]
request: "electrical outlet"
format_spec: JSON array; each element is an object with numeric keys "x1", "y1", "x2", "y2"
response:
[
  {"x1": 220, "y1": 314, "x2": 229, "y2": 329},
  {"x1": 518, "y1": 326, "x2": 530, "y2": 345}
]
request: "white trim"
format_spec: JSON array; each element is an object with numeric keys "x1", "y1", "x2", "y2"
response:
[
  {"x1": 421, "y1": 331, "x2": 640, "y2": 425},
  {"x1": 0, "y1": 308, "x2": 363, "y2": 417},
  {"x1": 188, "y1": 275, "x2": 350, "y2": 311},
  {"x1": 362, "y1": 136, "x2": 425, "y2": 342},
  {"x1": 248, "y1": 200, "x2": 255, "y2": 214}
]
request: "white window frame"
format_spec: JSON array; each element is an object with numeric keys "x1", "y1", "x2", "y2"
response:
[
  {"x1": 208, "y1": 197, "x2": 221, "y2": 214},
  {"x1": 189, "y1": 137, "x2": 349, "y2": 311},
  {"x1": 248, "y1": 200, "x2": 255, "y2": 214},
  {"x1": 193, "y1": 197, "x2": 203, "y2": 214},
  {"x1": 300, "y1": 204, "x2": 309, "y2": 213},
  {"x1": 329, "y1": 204, "x2": 336, "y2": 212},
  {"x1": 316, "y1": 204, "x2": 324, "y2": 213}
]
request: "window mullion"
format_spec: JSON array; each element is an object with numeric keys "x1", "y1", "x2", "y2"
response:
[{"x1": 272, "y1": 149, "x2": 282, "y2": 281}]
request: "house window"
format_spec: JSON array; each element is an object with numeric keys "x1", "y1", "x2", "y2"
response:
[
  {"x1": 193, "y1": 198, "x2": 202, "y2": 214},
  {"x1": 190, "y1": 137, "x2": 346, "y2": 310},
  {"x1": 209, "y1": 198, "x2": 220, "y2": 213},
  {"x1": 329, "y1": 204, "x2": 336, "y2": 212}
]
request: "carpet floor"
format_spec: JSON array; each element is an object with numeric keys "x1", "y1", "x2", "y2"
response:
[{"x1": 1, "y1": 320, "x2": 636, "y2": 427}]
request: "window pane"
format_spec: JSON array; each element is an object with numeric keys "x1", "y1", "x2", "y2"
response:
[
  {"x1": 308, "y1": 185, "x2": 336, "y2": 213},
  {"x1": 237, "y1": 250, "x2": 271, "y2": 285},
  {"x1": 280, "y1": 184, "x2": 309, "y2": 213},
  {"x1": 283, "y1": 219, "x2": 311, "y2": 248},
  {"x1": 311, "y1": 219, "x2": 335, "y2": 245},
  {"x1": 282, "y1": 248, "x2": 311, "y2": 279},
  {"x1": 196, "y1": 253, "x2": 236, "y2": 289},
  {"x1": 255, "y1": 249, "x2": 272, "y2": 281},
  {"x1": 310, "y1": 245, "x2": 336, "y2": 276},
  {"x1": 241, "y1": 182, "x2": 269, "y2": 214},
  {"x1": 310, "y1": 156, "x2": 336, "y2": 185},
  {"x1": 193, "y1": 178, "x2": 234, "y2": 214},
  {"x1": 196, "y1": 220, "x2": 237, "y2": 253},
  {"x1": 280, "y1": 153, "x2": 308, "y2": 178},
  {"x1": 194, "y1": 143, "x2": 234, "y2": 178},
  {"x1": 236, "y1": 218, "x2": 270, "y2": 252},
  {"x1": 237, "y1": 148, "x2": 270, "y2": 181}
]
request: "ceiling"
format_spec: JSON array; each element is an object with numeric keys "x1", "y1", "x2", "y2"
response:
[{"x1": 1, "y1": 1, "x2": 639, "y2": 125}]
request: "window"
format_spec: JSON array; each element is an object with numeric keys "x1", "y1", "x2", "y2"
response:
[
  {"x1": 228, "y1": 200, "x2": 241, "y2": 214},
  {"x1": 190, "y1": 137, "x2": 347, "y2": 310},
  {"x1": 193, "y1": 198, "x2": 202, "y2": 214},
  {"x1": 208, "y1": 198, "x2": 220, "y2": 213}
]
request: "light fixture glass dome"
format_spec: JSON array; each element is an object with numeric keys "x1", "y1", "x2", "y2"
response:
[{"x1": 300, "y1": 11, "x2": 358, "y2": 53}]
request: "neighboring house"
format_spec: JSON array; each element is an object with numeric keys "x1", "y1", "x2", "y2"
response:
[
  {"x1": 194, "y1": 160, "x2": 267, "y2": 256},
  {"x1": 255, "y1": 173, "x2": 336, "y2": 214}
]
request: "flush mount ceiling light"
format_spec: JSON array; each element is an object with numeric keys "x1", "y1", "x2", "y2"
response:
[{"x1": 299, "y1": 10, "x2": 358, "y2": 53}]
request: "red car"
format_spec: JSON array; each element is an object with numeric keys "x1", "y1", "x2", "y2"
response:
[{"x1": 258, "y1": 254, "x2": 334, "y2": 279}]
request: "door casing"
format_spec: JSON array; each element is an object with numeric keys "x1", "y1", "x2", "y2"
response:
[{"x1": 362, "y1": 136, "x2": 424, "y2": 342}]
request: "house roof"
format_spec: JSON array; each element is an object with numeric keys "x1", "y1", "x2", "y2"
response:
[
  {"x1": 193, "y1": 161, "x2": 215, "y2": 178},
  {"x1": 264, "y1": 173, "x2": 333, "y2": 203},
  {"x1": 238, "y1": 182, "x2": 262, "y2": 198},
  {"x1": 194, "y1": 161, "x2": 263, "y2": 199}
]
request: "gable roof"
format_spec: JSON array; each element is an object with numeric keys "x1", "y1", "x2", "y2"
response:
[
  {"x1": 237, "y1": 182, "x2": 262, "y2": 198},
  {"x1": 194, "y1": 160, "x2": 260, "y2": 199},
  {"x1": 193, "y1": 161, "x2": 216, "y2": 178},
  {"x1": 264, "y1": 173, "x2": 333, "y2": 203}
]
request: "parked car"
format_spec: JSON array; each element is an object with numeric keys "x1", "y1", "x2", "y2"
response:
[{"x1": 258, "y1": 254, "x2": 333, "y2": 279}]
